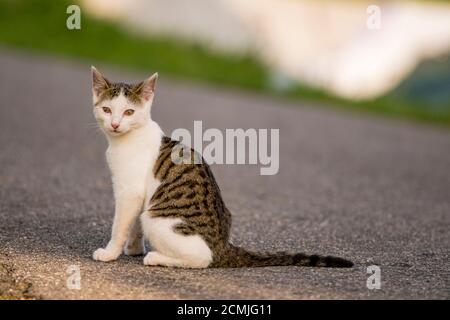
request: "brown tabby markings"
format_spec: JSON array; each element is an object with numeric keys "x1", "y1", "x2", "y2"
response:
[
  {"x1": 94, "y1": 82, "x2": 146, "y2": 106},
  {"x1": 146, "y1": 137, "x2": 354, "y2": 268}
]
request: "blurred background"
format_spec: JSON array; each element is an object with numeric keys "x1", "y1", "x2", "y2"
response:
[
  {"x1": 1, "y1": 0, "x2": 449, "y2": 126},
  {"x1": 1, "y1": 0, "x2": 450, "y2": 300}
]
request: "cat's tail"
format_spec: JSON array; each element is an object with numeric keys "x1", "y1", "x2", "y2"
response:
[{"x1": 216, "y1": 244, "x2": 353, "y2": 268}]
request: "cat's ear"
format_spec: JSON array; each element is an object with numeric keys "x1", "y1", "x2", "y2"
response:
[
  {"x1": 91, "y1": 66, "x2": 110, "y2": 97},
  {"x1": 133, "y1": 72, "x2": 158, "y2": 101}
]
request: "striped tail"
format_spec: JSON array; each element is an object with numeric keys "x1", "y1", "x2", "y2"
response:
[{"x1": 217, "y1": 244, "x2": 353, "y2": 268}]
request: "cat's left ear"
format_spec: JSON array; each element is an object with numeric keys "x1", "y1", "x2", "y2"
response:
[{"x1": 133, "y1": 73, "x2": 158, "y2": 101}]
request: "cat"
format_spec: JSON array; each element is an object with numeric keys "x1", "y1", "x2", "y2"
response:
[{"x1": 91, "y1": 67, "x2": 353, "y2": 268}]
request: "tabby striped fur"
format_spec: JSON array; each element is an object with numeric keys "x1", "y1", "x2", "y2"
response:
[{"x1": 145, "y1": 137, "x2": 353, "y2": 268}]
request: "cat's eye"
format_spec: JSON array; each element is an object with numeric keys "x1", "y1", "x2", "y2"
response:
[
  {"x1": 124, "y1": 109, "x2": 135, "y2": 116},
  {"x1": 102, "y1": 107, "x2": 111, "y2": 114}
]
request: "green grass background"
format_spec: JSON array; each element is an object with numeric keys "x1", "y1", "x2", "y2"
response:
[{"x1": 0, "y1": 0, "x2": 449, "y2": 126}]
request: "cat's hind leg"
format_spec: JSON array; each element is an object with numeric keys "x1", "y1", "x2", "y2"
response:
[
  {"x1": 143, "y1": 251, "x2": 185, "y2": 267},
  {"x1": 140, "y1": 214, "x2": 212, "y2": 268},
  {"x1": 124, "y1": 216, "x2": 145, "y2": 256}
]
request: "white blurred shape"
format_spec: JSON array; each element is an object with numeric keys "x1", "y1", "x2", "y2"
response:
[{"x1": 83, "y1": 0, "x2": 450, "y2": 100}]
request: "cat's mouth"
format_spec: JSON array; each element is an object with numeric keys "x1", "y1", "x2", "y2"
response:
[{"x1": 108, "y1": 128, "x2": 123, "y2": 135}]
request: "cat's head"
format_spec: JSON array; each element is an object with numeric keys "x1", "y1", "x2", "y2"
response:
[{"x1": 91, "y1": 66, "x2": 158, "y2": 137}]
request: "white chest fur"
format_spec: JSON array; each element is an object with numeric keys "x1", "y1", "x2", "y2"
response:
[
  {"x1": 106, "y1": 121, "x2": 163, "y2": 208},
  {"x1": 95, "y1": 119, "x2": 214, "y2": 268}
]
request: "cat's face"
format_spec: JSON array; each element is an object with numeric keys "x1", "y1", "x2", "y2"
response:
[{"x1": 91, "y1": 67, "x2": 158, "y2": 137}]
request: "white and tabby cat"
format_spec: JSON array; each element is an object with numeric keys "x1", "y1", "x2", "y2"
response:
[{"x1": 91, "y1": 67, "x2": 353, "y2": 268}]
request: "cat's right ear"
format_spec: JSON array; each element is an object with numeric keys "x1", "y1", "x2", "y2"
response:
[{"x1": 91, "y1": 66, "x2": 110, "y2": 98}]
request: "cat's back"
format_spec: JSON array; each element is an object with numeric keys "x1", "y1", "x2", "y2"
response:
[
  {"x1": 151, "y1": 136, "x2": 221, "y2": 200},
  {"x1": 149, "y1": 136, "x2": 231, "y2": 241}
]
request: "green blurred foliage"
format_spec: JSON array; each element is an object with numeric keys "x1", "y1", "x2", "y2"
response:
[{"x1": 0, "y1": 0, "x2": 449, "y2": 127}]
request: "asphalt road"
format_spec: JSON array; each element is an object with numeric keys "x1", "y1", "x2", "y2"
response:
[{"x1": 0, "y1": 49, "x2": 449, "y2": 299}]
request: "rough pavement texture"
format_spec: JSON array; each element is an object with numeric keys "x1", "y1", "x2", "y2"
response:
[{"x1": 0, "y1": 49, "x2": 449, "y2": 299}]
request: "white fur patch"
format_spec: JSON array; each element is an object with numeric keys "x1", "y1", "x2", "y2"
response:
[
  {"x1": 141, "y1": 215, "x2": 213, "y2": 268},
  {"x1": 92, "y1": 117, "x2": 163, "y2": 262}
]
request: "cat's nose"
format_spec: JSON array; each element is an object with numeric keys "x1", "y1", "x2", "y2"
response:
[{"x1": 111, "y1": 122, "x2": 120, "y2": 130}]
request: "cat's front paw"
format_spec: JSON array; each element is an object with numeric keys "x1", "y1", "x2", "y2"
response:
[{"x1": 93, "y1": 248, "x2": 120, "y2": 262}]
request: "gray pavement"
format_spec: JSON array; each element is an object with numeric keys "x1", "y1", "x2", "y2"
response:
[{"x1": 0, "y1": 49, "x2": 449, "y2": 299}]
